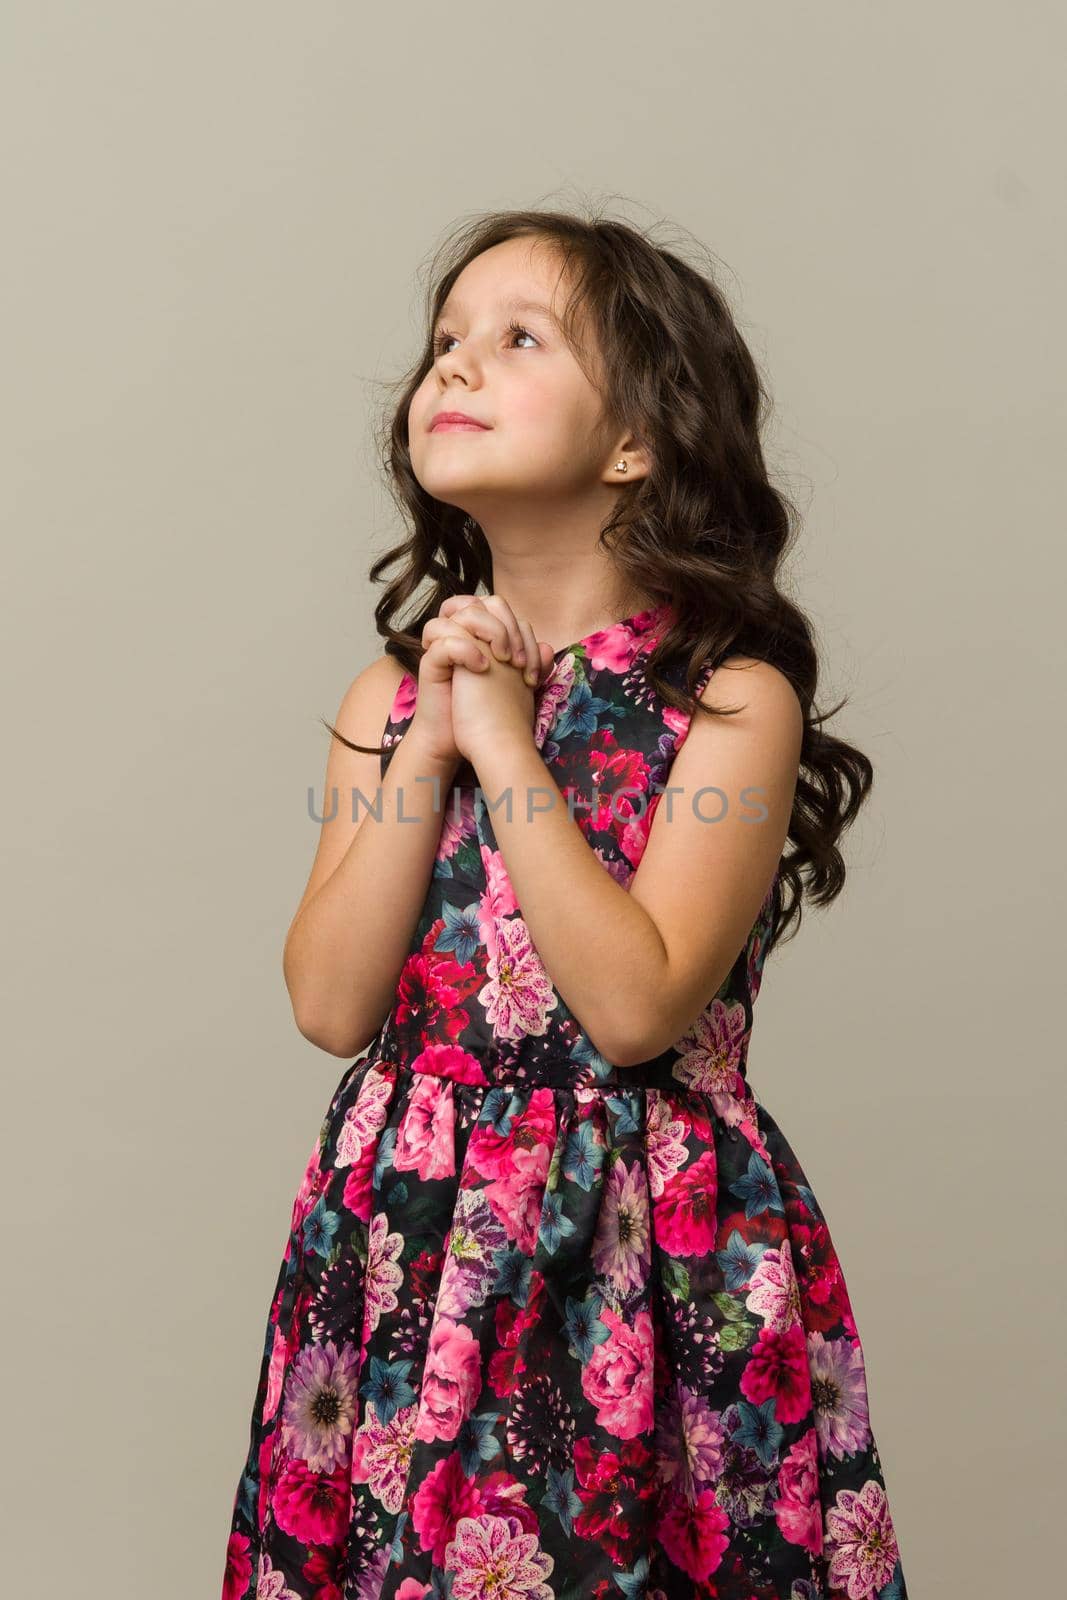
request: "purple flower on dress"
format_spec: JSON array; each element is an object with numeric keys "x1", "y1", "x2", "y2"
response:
[
  {"x1": 592, "y1": 1158, "x2": 650, "y2": 1293},
  {"x1": 655, "y1": 1380, "x2": 727, "y2": 1496},
  {"x1": 807, "y1": 1330, "x2": 872, "y2": 1460},
  {"x1": 438, "y1": 1187, "x2": 510, "y2": 1316},
  {"x1": 279, "y1": 1339, "x2": 360, "y2": 1472}
]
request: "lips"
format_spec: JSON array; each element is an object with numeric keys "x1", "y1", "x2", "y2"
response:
[{"x1": 430, "y1": 411, "x2": 490, "y2": 432}]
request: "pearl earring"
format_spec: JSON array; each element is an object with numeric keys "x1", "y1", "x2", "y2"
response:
[{"x1": 614, "y1": 460, "x2": 628, "y2": 473}]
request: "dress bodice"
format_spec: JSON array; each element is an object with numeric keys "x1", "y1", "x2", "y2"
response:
[{"x1": 369, "y1": 602, "x2": 779, "y2": 1129}]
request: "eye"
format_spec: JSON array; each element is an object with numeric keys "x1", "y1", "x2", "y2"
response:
[
  {"x1": 431, "y1": 321, "x2": 539, "y2": 357},
  {"x1": 505, "y1": 321, "x2": 539, "y2": 350}
]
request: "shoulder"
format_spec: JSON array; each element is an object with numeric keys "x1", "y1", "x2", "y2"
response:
[
  {"x1": 331, "y1": 650, "x2": 412, "y2": 744},
  {"x1": 698, "y1": 654, "x2": 803, "y2": 746},
  {"x1": 670, "y1": 653, "x2": 803, "y2": 787}
]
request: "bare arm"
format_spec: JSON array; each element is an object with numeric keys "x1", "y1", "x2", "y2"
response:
[
  {"x1": 466, "y1": 656, "x2": 802, "y2": 1066},
  {"x1": 283, "y1": 656, "x2": 460, "y2": 1056}
]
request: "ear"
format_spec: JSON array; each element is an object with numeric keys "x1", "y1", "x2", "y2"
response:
[{"x1": 601, "y1": 430, "x2": 652, "y2": 485}]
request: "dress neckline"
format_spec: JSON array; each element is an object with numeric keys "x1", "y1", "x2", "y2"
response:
[{"x1": 549, "y1": 599, "x2": 672, "y2": 662}]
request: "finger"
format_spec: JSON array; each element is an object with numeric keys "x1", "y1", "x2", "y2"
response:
[
  {"x1": 427, "y1": 595, "x2": 480, "y2": 647},
  {"x1": 439, "y1": 603, "x2": 514, "y2": 663},
  {"x1": 477, "y1": 594, "x2": 527, "y2": 665},
  {"x1": 422, "y1": 622, "x2": 491, "y2": 671},
  {"x1": 435, "y1": 594, "x2": 481, "y2": 626},
  {"x1": 515, "y1": 619, "x2": 541, "y2": 686}
]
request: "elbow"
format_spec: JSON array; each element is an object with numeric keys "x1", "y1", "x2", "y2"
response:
[
  {"x1": 585, "y1": 1003, "x2": 675, "y2": 1072},
  {"x1": 291, "y1": 998, "x2": 375, "y2": 1060},
  {"x1": 284, "y1": 945, "x2": 375, "y2": 1059},
  {"x1": 604, "y1": 957, "x2": 738, "y2": 1068},
  {"x1": 590, "y1": 1037, "x2": 660, "y2": 1072},
  {"x1": 607, "y1": 1031, "x2": 673, "y2": 1071}
]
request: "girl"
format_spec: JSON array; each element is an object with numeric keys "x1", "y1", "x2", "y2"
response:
[{"x1": 221, "y1": 209, "x2": 908, "y2": 1600}]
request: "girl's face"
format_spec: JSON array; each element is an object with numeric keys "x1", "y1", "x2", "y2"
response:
[{"x1": 408, "y1": 236, "x2": 625, "y2": 520}]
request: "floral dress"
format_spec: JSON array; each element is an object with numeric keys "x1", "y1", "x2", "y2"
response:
[{"x1": 221, "y1": 602, "x2": 908, "y2": 1600}]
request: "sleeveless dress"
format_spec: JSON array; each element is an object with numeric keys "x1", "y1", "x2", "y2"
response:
[{"x1": 221, "y1": 602, "x2": 908, "y2": 1600}]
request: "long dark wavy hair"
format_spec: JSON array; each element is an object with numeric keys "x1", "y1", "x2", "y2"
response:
[{"x1": 326, "y1": 204, "x2": 874, "y2": 955}]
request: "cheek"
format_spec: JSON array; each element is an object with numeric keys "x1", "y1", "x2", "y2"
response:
[
  {"x1": 408, "y1": 378, "x2": 435, "y2": 435},
  {"x1": 509, "y1": 380, "x2": 597, "y2": 447},
  {"x1": 503, "y1": 380, "x2": 555, "y2": 431}
]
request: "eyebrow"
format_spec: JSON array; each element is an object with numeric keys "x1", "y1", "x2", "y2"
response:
[{"x1": 434, "y1": 295, "x2": 558, "y2": 325}]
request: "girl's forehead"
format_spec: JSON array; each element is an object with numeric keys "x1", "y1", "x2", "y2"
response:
[{"x1": 444, "y1": 238, "x2": 573, "y2": 314}]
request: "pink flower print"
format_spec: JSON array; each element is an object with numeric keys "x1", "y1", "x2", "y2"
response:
[
  {"x1": 580, "y1": 1305, "x2": 655, "y2": 1439},
  {"x1": 335, "y1": 1068, "x2": 393, "y2": 1168},
  {"x1": 411, "y1": 1452, "x2": 484, "y2": 1565},
  {"x1": 253, "y1": 1553, "x2": 301, "y2": 1600},
  {"x1": 477, "y1": 1470, "x2": 540, "y2": 1535},
  {"x1": 467, "y1": 1088, "x2": 556, "y2": 1181},
  {"x1": 745, "y1": 1238, "x2": 804, "y2": 1333},
  {"x1": 734, "y1": 1103, "x2": 774, "y2": 1163},
  {"x1": 396, "y1": 1583, "x2": 432, "y2": 1600},
  {"x1": 392, "y1": 671, "x2": 417, "y2": 722},
  {"x1": 364, "y1": 1211, "x2": 404, "y2": 1333},
  {"x1": 825, "y1": 1478, "x2": 901, "y2": 1598},
  {"x1": 618, "y1": 804, "x2": 654, "y2": 870},
  {"x1": 572, "y1": 1434, "x2": 657, "y2": 1565},
  {"x1": 395, "y1": 950, "x2": 472, "y2": 1043},
  {"x1": 444, "y1": 1513, "x2": 555, "y2": 1600},
  {"x1": 671, "y1": 999, "x2": 749, "y2": 1104},
  {"x1": 435, "y1": 788, "x2": 477, "y2": 867},
  {"x1": 773, "y1": 1428, "x2": 824, "y2": 1556},
  {"x1": 585, "y1": 734, "x2": 650, "y2": 832},
  {"x1": 739, "y1": 1321, "x2": 811, "y2": 1425},
  {"x1": 415, "y1": 1316, "x2": 483, "y2": 1442},
  {"x1": 484, "y1": 1141, "x2": 551, "y2": 1254},
  {"x1": 646, "y1": 1093, "x2": 690, "y2": 1198},
  {"x1": 409, "y1": 1041, "x2": 489, "y2": 1086},
  {"x1": 479, "y1": 844, "x2": 518, "y2": 931},
  {"x1": 790, "y1": 1217, "x2": 854, "y2": 1335},
  {"x1": 807, "y1": 1331, "x2": 872, "y2": 1461},
  {"x1": 280, "y1": 1338, "x2": 360, "y2": 1471},
  {"x1": 656, "y1": 1487, "x2": 731, "y2": 1582},
  {"x1": 487, "y1": 1286, "x2": 543, "y2": 1399},
  {"x1": 256, "y1": 1431, "x2": 273, "y2": 1528},
  {"x1": 263, "y1": 1324, "x2": 288, "y2": 1424},
  {"x1": 585, "y1": 615, "x2": 656, "y2": 674},
  {"x1": 351, "y1": 1403, "x2": 417, "y2": 1514},
  {"x1": 661, "y1": 700, "x2": 691, "y2": 743},
  {"x1": 653, "y1": 1150, "x2": 719, "y2": 1257},
  {"x1": 222, "y1": 1532, "x2": 252, "y2": 1600},
  {"x1": 394, "y1": 1075, "x2": 456, "y2": 1181},
  {"x1": 592, "y1": 1158, "x2": 650, "y2": 1293},
  {"x1": 270, "y1": 1456, "x2": 350, "y2": 1547},
  {"x1": 478, "y1": 915, "x2": 558, "y2": 1041},
  {"x1": 532, "y1": 664, "x2": 575, "y2": 748},
  {"x1": 289, "y1": 1143, "x2": 326, "y2": 1235},
  {"x1": 341, "y1": 1133, "x2": 377, "y2": 1223}
]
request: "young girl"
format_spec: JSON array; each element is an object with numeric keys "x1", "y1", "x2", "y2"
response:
[{"x1": 221, "y1": 209, "x2": 908, "y2": 1600}]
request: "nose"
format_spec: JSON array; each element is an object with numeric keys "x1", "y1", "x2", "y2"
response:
[{"x1": 436, "y1": 348, "x2": 476, "y2": 385}]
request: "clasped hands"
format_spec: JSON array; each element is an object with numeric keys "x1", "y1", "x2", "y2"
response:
[{"x1": 407, "y1": 592, "x2": 557, "y2": 769}]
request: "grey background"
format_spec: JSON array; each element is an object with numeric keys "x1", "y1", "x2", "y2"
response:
[{"x1": 3, "y1": 2, "x2": 1063, "y2": 1593}]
